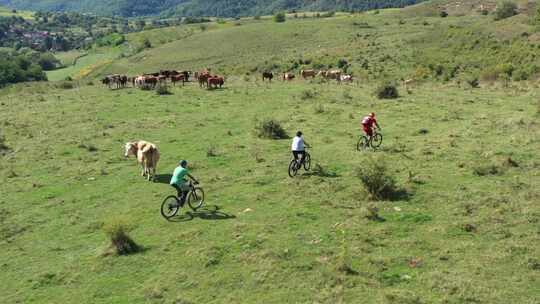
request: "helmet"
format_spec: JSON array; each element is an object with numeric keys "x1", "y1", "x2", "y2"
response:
[
  {"x1": 180, "y1": 160, "x2": 188, "y2": 167},
  {"x1": 296, "y1": 131, "x2": 303, "y2": 137},
  {"x1": 369, "y1": 112, "x2": 375, "y2": 117}
]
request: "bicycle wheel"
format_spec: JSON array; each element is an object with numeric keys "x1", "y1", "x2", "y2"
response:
[
  {"x1": 288, "y1": 159, "x2": 299, "y2": 177},
  {"x1": 357, "y1": 136, "x2": 369, "y2": 150},
  {"x1": 371, "y1": 133, "x2": 383, "y2": 148},
  {"x1": 188, "y1": 187, "x2": 205, "y2": 210},
  {"x1": 161, "y1": 195, "x2": 180, "y2": 220},
  {"x1": 303, "y1": 153, "x2": 311, "y2": 171}
]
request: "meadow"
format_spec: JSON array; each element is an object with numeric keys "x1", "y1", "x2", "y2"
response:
[
  {"x1": 2, "y1": 1, "x2": 540, "y2": 303},
  {"x1": 1, "y1": 77, "x2": 539, "y2": 303}
]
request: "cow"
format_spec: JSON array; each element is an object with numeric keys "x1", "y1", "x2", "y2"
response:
[
  {"x1": 137, "y1": 76, "x2": 158, "y2": 89},
  {"x1": 325, "y1": 70, "x2": 342, "y2": 81},
  {"x1": 207, "y1": 75, "x2": 224, "y2": 89},
  {"x1": 282, "y1": 73, "x2": 295, "y2": 81},
  {"x1": 178, "y1": 70, "x2": 191, "y2": 82},
  {"x1": 262, "y1": 71, "x2": 273, "y2": 82},
  {"x1": 102, "y1": 77, "x2": 111, "y2": 88},
  {"x1": 340, "y1": 74, "x2": 353, "y2": 83},
  {"x1": 198, "y1": 71, "x2": 211, "y2": 88},
  {"x1": 118, "y1": 75, "x2": 128, "y2": 88},
  {"x1": 124, "y1": 140, "x2": 160, "y2": 181},
  {"x1": 300, "y1": 69, "x2": 317, "y2": 79},
  {"x1": 171, "y1": 74, "x2": 186, "y2": 86}
]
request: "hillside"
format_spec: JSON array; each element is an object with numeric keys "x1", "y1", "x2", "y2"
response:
[{"x1": 0, "y1": 0, "x2": 426, "y2": 17}]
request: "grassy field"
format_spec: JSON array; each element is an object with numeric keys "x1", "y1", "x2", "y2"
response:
[
  {"x1": 2, "y1": 1, "x2": 540, "y2": 303},
  {"x1": 1, "y1": 78, "x2": 539, "y2": 303}
]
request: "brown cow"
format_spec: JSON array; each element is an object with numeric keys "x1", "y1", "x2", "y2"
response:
[
  {"x1": 300, "y1": 69, "x2": 316, "y2": 79},
  {"x1": 124, "y1": 140, "x2": 160, "y2": 181},
  {"x1": 282, "y1": 73, "x2": 295, "y2": 81},
  {"x1": 171, "y1": 74, "x2": 186, "y2": 86},
  {"x1": 207, "y1": 75, "x2": 224, "y2": 89},
  {"x1": 198, "y1": 71, "x2": 211, "y2": 88}
]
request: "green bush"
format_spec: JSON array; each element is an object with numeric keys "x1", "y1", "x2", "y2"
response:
[
  {"x1": 255, "y1": 119, "x2": 288, "y2": 139},
  {"x1": 465, "y1": 76, "x2": 480, "y2": 88},
  {"x1": 375, "y1": 81, "x2": 399, "y2": 99},
  {"x1": 440, "y1": 11, "x2": 448, "y2": 18},
  {"x1": 155, "y1": 85, "x2": 171, "y2": 95},
  {"x1": 274, "y1": 12, "x2": 286, "y2": 23},
  {"x1": 37, "y1": 53, "x2": 60, "y2": 71},
  {"x1": 56, "y1": 81, "x2": 75, "y2": 89},
  {"x1": 142, "y1": 38, "x2": 152, "y2": 49},
  {"x1": 0, "y1": 133, "x2": 9, "y2": 154},
  {"x1": 103, "y1": 218, "x2": 140, "y2": 255},
  {"x1": 300, "y1": 89, "x2": 317, "y2": 100},
  {"x1": 356, "y1": 157, "x2": 398, "y2": 200},
  {"x1": 494, "y1": 1, "x2": 518, "y2": 21}
]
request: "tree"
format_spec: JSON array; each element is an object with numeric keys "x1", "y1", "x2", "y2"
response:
[
  {"x1": 494, "y1": 1, "x2": 518, "y2": 21},
  {"x1": 274, "y1": 12, "x2": 286, "y2": 23},
  {"x1": 37, "y1": 53, "x2": 60, "y2": 71}
]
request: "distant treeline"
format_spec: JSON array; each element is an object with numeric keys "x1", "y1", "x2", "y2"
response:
[
  {"x1": 0, "y1": 48, "x2": 47, "y2": 86},
  {"x1": 1, "y1": 0, "x2": 426, "y2": 17}
]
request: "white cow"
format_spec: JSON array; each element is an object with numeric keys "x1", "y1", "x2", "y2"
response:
[{"x1": 124, "y1": 140, "x2": 160, "y2": 181}]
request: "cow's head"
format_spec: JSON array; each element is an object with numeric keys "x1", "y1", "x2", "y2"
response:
[{"x1": 124, "y1": 142, "x2": 137, "y2": 158}]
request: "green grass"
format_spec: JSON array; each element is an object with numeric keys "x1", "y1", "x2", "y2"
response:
[
  {"x1": 0, "y1": 78, "x2": 539, "y2": 303},
  {"x1": 47, "y1": 49, "x2": 121, "y2": 81},
  {"x1": 3, "y1": 2, "x2": 540, "y2": 303}
]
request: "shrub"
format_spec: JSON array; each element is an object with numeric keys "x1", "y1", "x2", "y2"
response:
[
  {"x1": 337, "y1": 58, "x2": 349, "y2": 70},
  {"x1": 465, "y1": 75, "x2": 479, "y2": 88},
  {"x1": 254, "y1": 15, "x2": 261, "y2": 20},
  {"x1": 37, "y1": 53, "x2": 60, "y2": 71},
  {"x1": 103, "y1": 219, "x2": 140, "y2": 255},
  {"x1": 365, "y1": 203, "x2": 384, "y2": 221},
  {"x1": 440, "y1": 11, "x2": 448, "y2": 18},
  {"x1": 274, "y1": 12, "x2": 286, "y2": 23},
  {"x1": 300, "y1": 89, "x2": 317, "y2": 100},
  {"x1": 155, "y1": 85, "x2": 171, "y2": 95},
  {"x1": 356, "y1": 157, "x2": 398, "y2": 200},
  {"x1": 473, "y1": 164, "x2": 502, "y2": 176},
  {"x1": 375, "y1": 81, "x2": 399, "y2": 99},
  {"x1": 0, "y1": 134, "x2": 9, "y2": 155},
  {"x1": 255, "y1": 119, "x2": 288, "y2": 139},
  {"x1": 142, "y1": 38, "x2": 152, "y2": 49},
  {"x1": 535, "y1": 5, "x2": 540, "y2": 26},
  {"x1": 494, "y1": 1, "x2": 518, "y2": 21},
  {"x1": 206, "y1": 146, "x2": 219, "y2": 157},
  {"x1": 56, "y1": 81, "x2": 74, "y2": 89}
]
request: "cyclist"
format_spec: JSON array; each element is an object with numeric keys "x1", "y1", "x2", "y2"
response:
[
  {"x1": 361, "y1": 112, "x2": 381, "y2": 141},
  {"x1": 291, "y1": 131, "x2": 310, "y2": 165},
  {"x1": 170, "y1": 160, "x2": 199, "y2": 206}
]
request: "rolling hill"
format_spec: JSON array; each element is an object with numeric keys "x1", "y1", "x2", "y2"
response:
[{"x1": 0, "y1": 0, "x2": 426, "y2": 17}]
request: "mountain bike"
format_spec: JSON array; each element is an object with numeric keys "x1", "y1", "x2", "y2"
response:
[
  {"x1": 160, "y1": 181, "x2": 205, "y2": 220},
  {"x1": 357, "y1": 130, "x2": 383, "y2": 150},
  {"x1": 288, "y1": 149, "x2": 311, "y2": 177}
]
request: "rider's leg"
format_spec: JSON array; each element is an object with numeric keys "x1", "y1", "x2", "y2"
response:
[
  {"x1": 299, "y1": 151, "x2": 306, "y2": 164},
  {"x1": 179, "y1": 182, "x2": 190, "y2": 206},
  {"x1": 367, "y1": 128, "x2": 373, "y2": 141},
  {"x1": 293, "y1": 151, "x2": 300, "y2": 163}
]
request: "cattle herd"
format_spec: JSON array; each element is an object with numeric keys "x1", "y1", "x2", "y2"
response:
[
  {"x1": 267, "y1": 69, "x2": 353, "y2": 83},
  {"x1": 101, "y1": 69, "x2": 225, "y2": 90},
  {"x1": 101, "y1": 68, "x2": 354, "y2": 90}
]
